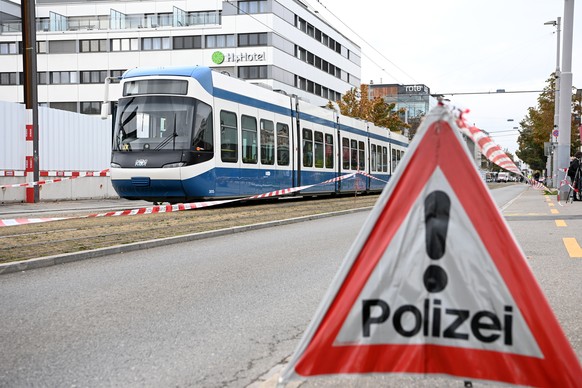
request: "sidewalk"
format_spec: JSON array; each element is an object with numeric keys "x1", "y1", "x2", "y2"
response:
[{"x1": 502, "y1": 186, "x2": 581, "y2": 219}]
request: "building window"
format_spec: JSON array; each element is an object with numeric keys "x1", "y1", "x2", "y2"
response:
[
  {"x1": 141, "y1": 37, "x2": 171, "y2": 50},
  {"x1": 157, "y1": 13, "x2": 173, "y2": 27},
  {"x1": 0, "y1": 72, "x2": 18, "y2": 85},
  {"x1": 295, "y1": 75, "x2": 340, "y2": 101},
  {"x1": 188, "y1": 10, "x2": 220, "y2": 25},
  {"x1": 110, "y1": 69, "x2": 125, "y2": 83},
  {"x1": 81, "y1": 101, "x2": 101, "y2": 115},
  {"x1": 81, "y1": 70, "x2": 108, "y2": 84},
  {"x1": 174, "y1": 36, "x2": 202, "y2": 49},
  {"x1": 37, "y1": 72, "x2": 48, "y2": 85},
  {"x1": 111, "y1": 38, "x2": 138, "y2": 51},
  {"x1": 80, "y1": 39, "x2": 107, "y2": 53},
  {"x1": 205, "y1": 34, "x2": 235, "y2": 48},
  {"x1": 238, "y1": 32, "x2": 267, "y2": 47},
  {"x1": 0, "y1": 42, "x2": 18, "y2": 55},
  {"x1": 49, "y1": 102, "x2": 77, "y2": 112},
  {"x1": 48, "y1": 40, "x2": 76, "y2": 54},
  {"x1": 50, "y1": 102, "x2": 77, "y2": 112},
  {"x1": 238, "y1": 0, "x2": 267, "y2": 14},
  {"x1": 238, "y1": 66, "x2": 267, "y2": 80},
  {"x1": 50, "y1": 71, "x2": 78, "y2": 84},
  {"x1": 37, "y1": 41, "x2": 47, "y2": 54}
]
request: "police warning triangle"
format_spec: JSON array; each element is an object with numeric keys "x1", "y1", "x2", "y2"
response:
[{"x1": 279, "y1": 105, "x2": 582, "y2": 387}]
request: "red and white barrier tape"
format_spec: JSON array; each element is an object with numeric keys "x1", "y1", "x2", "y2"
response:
[
  {"x1": 0, "y1": 169, "x2": 110, "y2": 189},
  {"x1": 0, "y1": 172, "x2": 360, "y2": 228},
  {"x1": 356, "y1": 170, "x2": 389, "y2": 183},
  {"x1": 454, "y1": 110, "x2": 551, "y2": 192}
]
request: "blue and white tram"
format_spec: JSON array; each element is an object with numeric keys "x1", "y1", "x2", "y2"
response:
[{"x1": 106, "y1": 66, "x2": 408, "y2": 203}]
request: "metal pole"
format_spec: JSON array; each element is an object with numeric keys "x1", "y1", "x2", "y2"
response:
[
  {"x1": 551, "y1": 17, "x2": 561, "y2": 188},
  {"x1": 557, "y1": 0, "x2": 575, "y2": 198},
  {"x1": 21, "y1": 0, "x2": 39, "y2": 202}
]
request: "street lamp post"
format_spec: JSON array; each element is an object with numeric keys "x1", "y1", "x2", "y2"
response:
[
  {"x1": 556, "y1": 0, "x2": 575, "y2": 198},
  {"x1": 544, "y1": 17, "x2": 561, "y2": 188}
]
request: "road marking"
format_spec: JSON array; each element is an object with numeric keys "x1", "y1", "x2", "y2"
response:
[
  {"x1": 548, "y1": 203, "x2": 555, "y2": 207},
  {"x1": 550, "y1": 209, "x2": 559, "y2": 214},
  {"x1": 563, "y1": 238, "x2": 582, "y2": 258},
  {"x1": 555, "y1": 220, "x2": 567, "y2": 227}
]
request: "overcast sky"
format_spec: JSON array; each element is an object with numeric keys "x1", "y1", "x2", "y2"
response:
[{"x1": 306, "y1": 0, "x2": 581, "y2": 155}]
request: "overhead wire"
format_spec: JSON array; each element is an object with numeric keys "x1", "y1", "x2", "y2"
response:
[{"x1": 309, "y1": 0, "x2": 418, "y2": 84}]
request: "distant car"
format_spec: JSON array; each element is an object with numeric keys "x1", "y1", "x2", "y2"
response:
[{"x1": 497, "y1": 172, "x2": 510, "y2": 182}]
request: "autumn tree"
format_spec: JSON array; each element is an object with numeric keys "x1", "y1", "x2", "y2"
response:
[
  {"x1": 406, "y1": 114, "x2": 425, "y2": 140},
  {"x1": 516, "y1": 75, "x2": 581, "y2": 171},
  {"x1": 334, "y1": 84, "x2": 409, "y2": 133}
]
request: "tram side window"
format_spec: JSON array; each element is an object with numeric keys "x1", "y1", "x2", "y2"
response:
[
  {"x1": 302, "y1": 128, "x2": 313, "y2": 167},
  {"x1": 276, "y1": 123, "x2": 289, "y2": 165},
  {"x1": 220, "y1": 110, "x2": 238, "y2": 162},
  {"x1": 314, "y1": 131, "x2": 324, "y2": 168},
  {"x1": 382, "y1": 147, "x2": 388, "y2": 172},
  {"x1": 350, "y1": 139, "x2": 358, "y2": 170},
  {"x1": 242, "y1": 115, "x2": 258, "y2": 164},
  {"x1": 371, "y1": 144, "x2": 377, "y2": 172},
  {"x1": 192, "y1": 101, "x2": 213, "y2": 152},
  {"x1": 325, "y1": 134, "x2": 333, "y2": 169},
  {"x1": 342, "y1": 137, "x2": 350, "y2": 169},
  {"x1": 260, "y1": 119, "x2": 275, "y2": 165},
  {"x1": 377, "y1": 145, "x2": 383, "y2": 172},
  {"x1": 392, "y1": 148, "x2": 397, "y2": 171},
  {"x1": 358, "y1": 141, "x2": 365, "y2": 170}
]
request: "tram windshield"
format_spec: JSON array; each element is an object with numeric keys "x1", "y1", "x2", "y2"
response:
[{"x1": 113, "y1": 95, "x2": 212, "y2": 152}]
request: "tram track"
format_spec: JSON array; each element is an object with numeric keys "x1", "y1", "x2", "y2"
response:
[{"x1": 0, "y1": 194, "x2": 380, "y2": 264}]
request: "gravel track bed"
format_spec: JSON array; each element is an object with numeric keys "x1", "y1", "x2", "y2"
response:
[{"x1": 0, "y1": 194, "x2": 380, "y2": 263}]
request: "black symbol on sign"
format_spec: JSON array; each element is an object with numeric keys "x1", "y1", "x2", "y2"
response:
[{"x1": 423, "y1": 191, "x2": 451, "y2": 293}]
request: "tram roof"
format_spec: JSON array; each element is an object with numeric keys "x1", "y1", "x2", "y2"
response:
[{"x1": 122, "y1": 66, "x2": 214, "y2": 94}]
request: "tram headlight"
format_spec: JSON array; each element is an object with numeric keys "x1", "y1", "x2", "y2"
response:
[{"x1": 162, "y1": 162, "x2": 186, "y2": 168}]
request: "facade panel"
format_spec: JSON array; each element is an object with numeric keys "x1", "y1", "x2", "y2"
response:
[{"x1": 0, "y1": 0, "x2": 362, "y2": 109}]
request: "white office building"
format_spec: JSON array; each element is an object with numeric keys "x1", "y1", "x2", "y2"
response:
[{"x1": 0, "y1": 0, "x2": 362, "y2": 113}]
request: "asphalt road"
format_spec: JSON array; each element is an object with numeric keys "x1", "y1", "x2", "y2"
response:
[{"x1": 0, "y1": 184, "x2": 580, "y2": 387}]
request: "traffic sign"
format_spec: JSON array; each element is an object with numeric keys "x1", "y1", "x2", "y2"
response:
[
  {"x1": 553, "y1": 129, "x2": 559, "y2": 137},
  {"x1": 280, "y1": 105, "x2": 582, "y2": 387}
]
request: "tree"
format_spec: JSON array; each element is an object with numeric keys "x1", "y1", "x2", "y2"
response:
[
  {"x1": 406, "y1": 114, "x2": 425, "y2": 140},
  {"x1": 334, "y1": 84, "x2": 409, "y2": 132},
  {"x1": 516, "y1": 75, "x2": 581, "y2": 171}
]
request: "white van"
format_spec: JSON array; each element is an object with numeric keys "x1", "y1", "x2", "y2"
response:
[{"x1": 497, "y1": 172, "x2": 510, "y2": 182}]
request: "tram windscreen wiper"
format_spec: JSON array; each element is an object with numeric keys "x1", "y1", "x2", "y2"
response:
[
  {"x1": 116, "y1": 105, "x2": 138, "y2": 150},
  {"x1": 154, "y1": 113, "x2": 178, "y2": 151}
]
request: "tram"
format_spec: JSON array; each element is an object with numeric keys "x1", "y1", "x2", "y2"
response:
[{"x1": 102, "y1": 66, "x2": 408, "y2": 203}]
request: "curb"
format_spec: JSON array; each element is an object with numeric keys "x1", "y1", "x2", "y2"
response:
[{"x1": 0, "y1": 206, "x2": 372, "y2": 276}]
